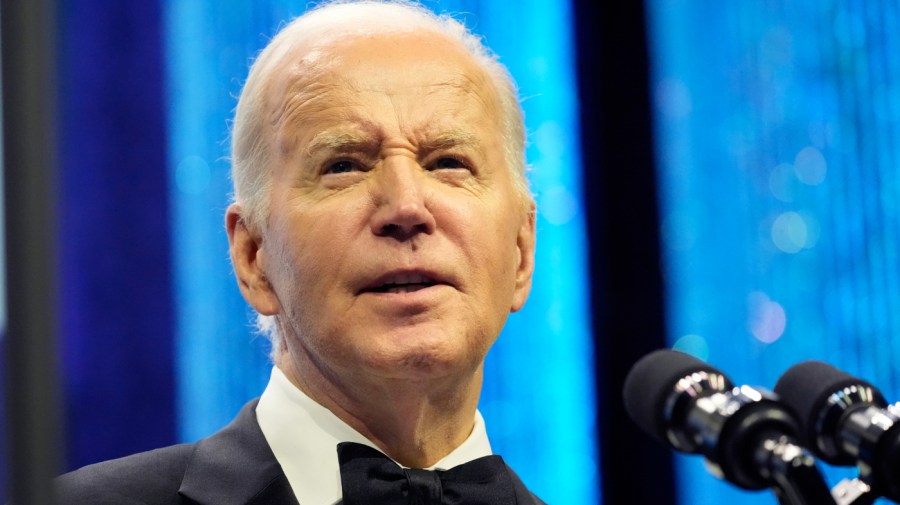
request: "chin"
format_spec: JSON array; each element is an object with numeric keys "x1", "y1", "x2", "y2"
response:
[
  {"x1": 362, "y1": 342, "x2": 481, "y2": 381},
  {"x1": 340, "y1": 322, "x2": 491, "y2": 377}
]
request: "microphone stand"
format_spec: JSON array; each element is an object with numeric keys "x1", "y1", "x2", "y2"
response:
[
  {"x1": 659, "y1": 373, "x2": 837, "y2": 505},
  {"x1": 822, "y1": 401, "x2": 900, "y2": 505},
  {"x1": 752, "y1": 433, "x2": 837, "y2": 505},
  {"x1": 678, "y1": 384, "x2": 837, "y2": 505},
  {"x1": 774, "y1": 362, "x2": 900, "y2": 504}
]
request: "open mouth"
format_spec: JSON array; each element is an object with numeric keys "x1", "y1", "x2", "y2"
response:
[{"x1": 364, "y1": 273, "x2": 441, "y2": 294}]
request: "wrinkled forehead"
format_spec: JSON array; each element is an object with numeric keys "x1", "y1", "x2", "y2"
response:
[{"x1": 263, "y1": 31, "x2": 504, "y2": 134}]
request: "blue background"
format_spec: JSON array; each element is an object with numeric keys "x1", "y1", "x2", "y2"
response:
[
  {"x1": 4, "y1": 0, "x2": 900, "y2": 504},
  {"x1": 647, "y1": 1, "x2": 900, "y2": 504}
]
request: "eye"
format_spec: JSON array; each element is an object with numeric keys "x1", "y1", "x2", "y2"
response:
[
  {"x1": 431, "y1": 156, "x2": 468, "y2": 170},
  {"x1": 324, "y1": 159, "x2": 360, "y2": 175}
]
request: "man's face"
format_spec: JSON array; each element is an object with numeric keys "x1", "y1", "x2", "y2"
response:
[{"x1": 232, "y1": 31, "x2": 535, "y2": 386}]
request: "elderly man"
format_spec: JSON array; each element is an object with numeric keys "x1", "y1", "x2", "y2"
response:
[{"x1": 58, "y1": 1, "x2": 543, "y2": 503}]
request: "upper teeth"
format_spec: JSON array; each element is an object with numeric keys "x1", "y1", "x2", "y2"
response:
[{"x1": 385, "y1": 273, "x2": 431, "y2": 286}]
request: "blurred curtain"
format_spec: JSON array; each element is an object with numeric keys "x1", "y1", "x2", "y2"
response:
[
  {"x1": 57, "y1": 0, "x2": 175, "y2": 470},
  {"x1": 647, "y1": 1, "x2": 900, "y2": 504}
]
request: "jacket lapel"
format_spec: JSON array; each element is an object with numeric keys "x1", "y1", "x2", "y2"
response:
[{"x1": 177, "y1": 399, "x2": 299, "y2": 505}]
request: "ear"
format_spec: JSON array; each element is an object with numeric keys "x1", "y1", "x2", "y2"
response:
[
  {"x1": 510, "y1": 201, "x2": 536, "y2": 312},
  {"x1": 225, "y1": 203, "x2": 280, "y2": 316}
]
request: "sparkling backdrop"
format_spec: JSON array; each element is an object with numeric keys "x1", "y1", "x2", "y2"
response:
[{"x1": 647, "y1": 1, "x2": 900, "y2": 504}]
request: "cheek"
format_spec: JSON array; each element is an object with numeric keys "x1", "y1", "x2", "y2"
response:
[
  {"x1": 445, "y1": 201, "x2": 521, "y2": 290},
  {"x1": 266, "y1": 212, "x2": 346, "y2": 305}
]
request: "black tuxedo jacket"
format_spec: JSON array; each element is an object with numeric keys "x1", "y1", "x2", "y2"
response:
[{"x1": 56, "y1": 400, "x2": 547, "y2": 505}]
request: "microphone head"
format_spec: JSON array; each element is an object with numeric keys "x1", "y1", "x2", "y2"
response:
[
  {"x1": 774, "y1": 360, "x2": 886, "y2": 463},
  {"x1": 623, "y1": 349, "x2": 732, "y2": 443}
]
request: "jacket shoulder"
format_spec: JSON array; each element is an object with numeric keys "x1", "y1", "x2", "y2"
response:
[{"x1": 55, "y1": 443, "x2": 195, "y2": 505}]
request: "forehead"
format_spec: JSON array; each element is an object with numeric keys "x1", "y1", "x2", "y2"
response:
[{"x1": 268, "y1": 31, "x2": 504, "y2": 141}]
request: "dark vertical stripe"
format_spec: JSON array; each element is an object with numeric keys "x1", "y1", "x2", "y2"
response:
[
  {"x1": 2, "y1": 0, "x2": 63, "y2": 502},
  {"x1": 573, "y1": 1, "x2": 676, "y2": 503},
  {"x1": 57, "y1": 0, "x2": 175, "y2": 470},
  {"x1": 0, "y1": 339, "x2": 7, "y2": 501}
]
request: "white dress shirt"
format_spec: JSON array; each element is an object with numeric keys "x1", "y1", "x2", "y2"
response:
[{"x1": 256, "y1": 367, "x2": 494, "y2": 505}]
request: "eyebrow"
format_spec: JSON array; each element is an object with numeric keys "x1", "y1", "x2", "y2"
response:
[
  {"x1": 304, "y1": 126, "x2": 482, "y2": 158},
  {"x1": 419, "y1": 130, "x2": 481, "y2": 152},
  {"x1": 304, "y1": 123, "x2": 383, "y2": 158}
]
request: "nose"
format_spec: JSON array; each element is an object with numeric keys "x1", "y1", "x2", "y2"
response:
[{"x1": 369, "y1": 158, "x2": 436, "y2": 241}]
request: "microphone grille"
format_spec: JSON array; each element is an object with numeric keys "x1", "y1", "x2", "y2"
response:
[
  {"x1": 774, "y1": 360, "x2": 885, "y2": 450},
  {"x1": 623, "y1": 349, "x2": 730, "y2": 442}
]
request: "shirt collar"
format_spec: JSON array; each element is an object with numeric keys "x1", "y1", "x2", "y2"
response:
[{"x1": 256, "y1": 366, "x2": 493, "y2": 505}]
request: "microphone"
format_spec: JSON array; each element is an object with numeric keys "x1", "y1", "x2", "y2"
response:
[
  {"x1": 624, "y1": 350, "x2": 834, "y2": 504},
  {"x1": 774, "y1": 360, "x2": 900, "y2": 502}
]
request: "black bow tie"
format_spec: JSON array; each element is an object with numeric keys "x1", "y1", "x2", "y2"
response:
[{"x1": 337, "y1": 442, "x2": 518, "y2": 505}]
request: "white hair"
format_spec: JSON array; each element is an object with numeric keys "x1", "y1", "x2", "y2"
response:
[{"x1": 230, "y1": 0, "x2": 530, "y2": 352}]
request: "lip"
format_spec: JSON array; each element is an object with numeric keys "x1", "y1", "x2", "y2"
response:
[{"x1": 357, "y1": 268, "x2": 455, "y2": 295}]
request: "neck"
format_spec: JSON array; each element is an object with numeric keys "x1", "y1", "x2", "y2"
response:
[{"x1": 276, "y1": 350, "x2": 483, "y2": 468}]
